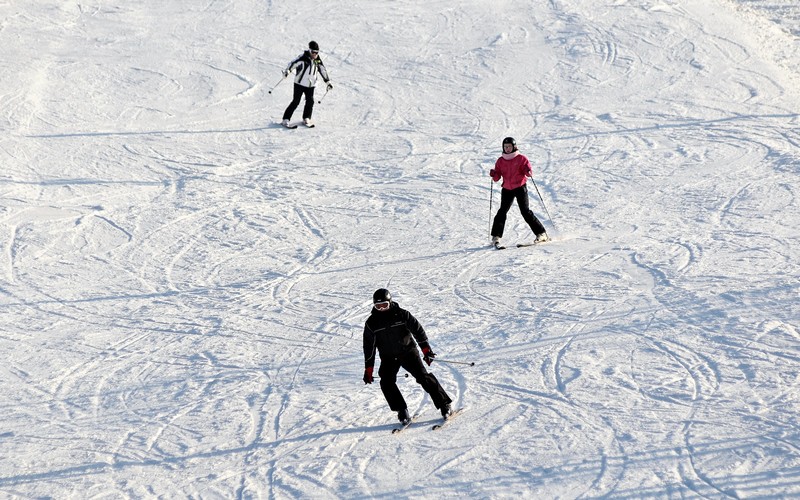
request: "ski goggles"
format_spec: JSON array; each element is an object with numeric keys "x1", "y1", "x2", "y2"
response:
[{"x1": 374, "y1": 301, "x2": 390, "y2": 311}]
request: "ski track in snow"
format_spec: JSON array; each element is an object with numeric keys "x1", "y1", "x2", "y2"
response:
[{"x1": 1, "y1": 0, "x2": 799, "y2": 497}]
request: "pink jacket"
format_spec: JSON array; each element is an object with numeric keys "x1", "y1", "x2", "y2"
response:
[{"x1": 490, "y1": 152, "x2": 531, "y2": 190}]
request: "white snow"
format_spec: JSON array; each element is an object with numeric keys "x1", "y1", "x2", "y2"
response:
[{"x1": 2, "y1": 0, "x2": 799, "y2": 497}]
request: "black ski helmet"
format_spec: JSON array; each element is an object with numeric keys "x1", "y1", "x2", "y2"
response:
[
  {"x1": 502, "y1": 137, "x2": 517, "y2": 152},
  {"x1": 373, "y1": 288, "x2": 392, "y2": 304},
  {"x1": 309, "y1": 40, "x2": 320, "y2": 51}
]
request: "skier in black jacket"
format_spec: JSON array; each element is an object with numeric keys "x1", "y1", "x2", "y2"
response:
[{"x1": 362, "y1": 288, "x2": 452, "y2": 425}]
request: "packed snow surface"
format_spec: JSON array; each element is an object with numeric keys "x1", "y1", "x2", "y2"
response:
[{"x1": 1, "y1": 0, "x2": 799, "y2": 497}]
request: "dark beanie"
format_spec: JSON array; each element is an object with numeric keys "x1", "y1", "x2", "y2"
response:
[{"x1": 309, "y1": 41, "x2": 319, "y2": 51}]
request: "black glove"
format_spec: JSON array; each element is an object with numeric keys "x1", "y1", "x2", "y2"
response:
[
  {"x1": 422, "y1": 346, "x2": 436, "y2": 366},
  {"x1": 326, "y1": 82, "x2": 333, "y2": 91},
  {"x1": 363, "y1": 367, "x2": 374, "y2": 384}
]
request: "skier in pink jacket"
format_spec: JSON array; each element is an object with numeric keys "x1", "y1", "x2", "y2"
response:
[{"x1": 489, "y1": 137, "x2": 549, "y2": 248}]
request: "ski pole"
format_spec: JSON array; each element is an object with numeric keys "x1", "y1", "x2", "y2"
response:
[
  {"x1": 489, "y1": 179, "x2": 494, "y2": 240},
  {"x1": 317, "y1": 87, "x2": 330, "y2": 104},
  {"x1": 529, "y1": 178, "x2": 556, "y2": 231},
  {"x1": 435, "y1": 359, "x2": 475, "y2": 366},
  {"x1": 268, "y1": 74, "x2": 286, "y2": 94},
  {"x1": 376, "y1": 373, "x2": 409, "y2": 379}
]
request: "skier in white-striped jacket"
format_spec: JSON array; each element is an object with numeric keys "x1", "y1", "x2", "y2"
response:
[{"x1": 281, "y1": 41, "x2": 332, "y2": 128}]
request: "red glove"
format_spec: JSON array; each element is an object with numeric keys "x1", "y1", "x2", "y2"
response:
[
  {"x1": 422, "y1": 347, "x2": 436, "y2": 366},
  {"x1": 363, "y1": 367, "x2": 374, "y2": 384}
]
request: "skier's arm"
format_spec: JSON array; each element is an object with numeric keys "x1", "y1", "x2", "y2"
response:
[
  {"x1": 402, "y1": 310, "x2": 430, "y2": 351},
  {"x1": 284, "y1": 55, "x2": 303, "y2": 76},
  {"x1": 363, "y1": 325, "x2": 377, "y2": 369},
  {"x1": 318, "y1": 62, "x2": 330, "y2": 83},
  {"x1": 404, "y1": 310, "x2": 438, "y2": 365},
  {"x1": 317, "y1": 61, "x2": 333, "y2": 90},
  {"x1": 522, "y1": 156, "x2": 533, "y2": 179},
  {"x1": 490, "y1": 159, "x2": 502, "y2": 182}
]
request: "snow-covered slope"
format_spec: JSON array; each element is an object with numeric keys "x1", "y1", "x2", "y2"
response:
[{"x1": 1, "y1": 0, "x2": 798, "y2": 497}]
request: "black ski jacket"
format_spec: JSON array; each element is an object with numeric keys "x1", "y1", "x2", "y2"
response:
[{"x1": 363, "y1": 302, "x2": 430, "y2": 369}]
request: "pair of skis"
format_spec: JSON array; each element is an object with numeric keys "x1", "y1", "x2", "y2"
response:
[
  {"x1": 391, "y1": 407, "x2": 464, "y2": 433},
  {"x1": 493, "y1": 241, "x2": 539, "y2": 250},
  {"x1": 282, "y1": 121, "x2": 315, "y2": 129}
]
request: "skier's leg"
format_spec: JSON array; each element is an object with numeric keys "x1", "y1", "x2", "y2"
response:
[
  {"x1": 282, "y1": 84, "x2": 304, "y2": 121},
  {"x1": 378, "y1": 359, "x2": 407, "y2": 411},
  {"x1": 517, "y1": 185, "x2": 546, "y2": 235},
  {"x1": 302, "y1": 86, "x2": 315, "y2": 120},
  {"x1": 401, "y1": 352, "x2": 452, "y2": 410},
  {"x1": 491, "y1": 188, "x2": 515, "y2": 238}
]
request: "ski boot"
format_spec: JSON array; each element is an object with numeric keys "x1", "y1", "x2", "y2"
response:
[
  {"x1": 441, "y1": 404, "x2": 453, "y2": 419},
  {"x1": 397, "y1": 408, "x2": 411, "y2": 425}
]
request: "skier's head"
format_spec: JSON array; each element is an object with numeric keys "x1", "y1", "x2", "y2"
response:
[
  {"x1": 308, "y1": 40, "x2": 320, "y2": 53},
  {"x1": 372, "y1": 288, "x2": 392, "y2": 311},
  {"x1": 502, "y1": 137, "x2": 517, "y2": 153}
]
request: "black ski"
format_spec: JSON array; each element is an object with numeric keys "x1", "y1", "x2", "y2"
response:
[
  {"x1": 432, "y1": 407, "x2": 464, "y2": 430},
  {"x1": 492, "y1": 241, "x2": 547, "y2": 249}
]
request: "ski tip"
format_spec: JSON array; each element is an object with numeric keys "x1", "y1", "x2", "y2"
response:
[
  {"x1": 391, "y1": 413, "x2": 420, "y2": 433},
  {"x1": 432, "y1": 407, "x2": 464, "y2": 430}
]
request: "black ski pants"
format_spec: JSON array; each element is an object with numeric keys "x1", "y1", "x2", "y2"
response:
[
  {"x1": 491, "y1": 184, "x2": 546, "y2": 238},
  {"x1": 283, "y1": 84, "x2": 315, "y2": 121},
  {"x1": 378, "y1": 350, "x2": 452, "y2": 412}
]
